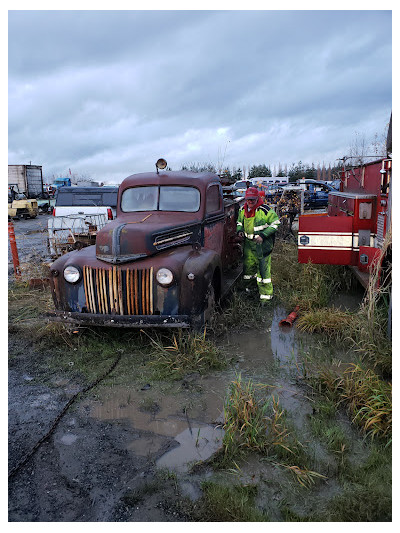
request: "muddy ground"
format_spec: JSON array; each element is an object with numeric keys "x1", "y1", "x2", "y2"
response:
[{"x1": 9, "y1": 294, "x2": 375, "y2": 522}]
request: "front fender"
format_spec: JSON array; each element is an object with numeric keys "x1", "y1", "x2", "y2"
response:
[{"x1": 180, "y1": 249, "x2": 221, "y2": 316}]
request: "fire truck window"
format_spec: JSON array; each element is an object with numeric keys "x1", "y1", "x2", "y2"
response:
[
  {"x1": 206, "y1": 185, "x2": 221, "y2": 213},
  {"x1": 159, "y1": 186, "x2": 200, "y2": 212},
  {"x1": 121, "y1": 186, "x2": 158, "y2": 212},
  {"x1": 359, "y1": 202, "x2": 372, "y2": 220}
]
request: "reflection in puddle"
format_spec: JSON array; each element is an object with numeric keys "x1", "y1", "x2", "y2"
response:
[
  {"x1": 223, "y1": 306, "x2": 298, "y2": 367},
  {"x1": 156, "y1": 426, "x2": 224, "y2": 473},
  {"x1": 270, "y1": 306, "x2": 298, "y2": 363}
]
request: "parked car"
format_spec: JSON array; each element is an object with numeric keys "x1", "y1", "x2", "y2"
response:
[
  {"x1": 298, "y1": 180, "x2": 335, "y2": 209},
  {"x1": 232, "y1": 180, "x2": 251, "y2": 195}
]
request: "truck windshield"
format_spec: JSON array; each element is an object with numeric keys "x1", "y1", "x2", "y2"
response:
[{"x1": 121, "y1": 186, "x2": 200, "y2": 212}]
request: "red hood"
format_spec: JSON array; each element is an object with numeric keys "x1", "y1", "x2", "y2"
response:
[{"x1": 96, "y1": 212, "x2": 203, "y2": 264}]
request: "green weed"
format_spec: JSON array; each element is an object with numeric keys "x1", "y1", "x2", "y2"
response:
[
  {"x1": 144, "y1": 328, "x2": 227, "y2": 379},
  {"x1": 297, "y1": 307, "x2": 354, "y2": 337},
  {"x1": 223, "y1": 375, "x2": 271, "y2": 455},
  {"x1": 222, "y1": 375, "x2": 323, "y2": 487},
  {"x1": 305, "y1": 362, "x2": 391, "y2": 442},
  {"x1": 273, "y1": 241, "x2": 344, "y2": 311},
  {"x1": 196, "y1": 481, "x2": 268, "y2": 521},
  {"x1": 210, "y1": 290, "x2": 266, "y2": 334}
]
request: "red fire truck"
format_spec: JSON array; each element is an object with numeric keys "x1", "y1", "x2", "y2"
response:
[{"x1": 298, "y1": 156, "x2": 392, "y2": 288}]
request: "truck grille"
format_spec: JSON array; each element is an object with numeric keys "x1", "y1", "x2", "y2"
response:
[{"x1": 83, "y1": 266, "x2": 154, "y2": 315}]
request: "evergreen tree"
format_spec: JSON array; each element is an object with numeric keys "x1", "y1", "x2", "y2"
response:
[
  {"x1": 248, "y1": 164, "x2": 272, "y2": 178},
  {"x1": 232, "y1": 167, "x2": 243, "y2": 181}
]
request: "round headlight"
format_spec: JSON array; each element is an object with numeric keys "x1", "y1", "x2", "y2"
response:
[
  {"x1": 63, "y1": 265, "x2": 81, "y2": 283},
  {"x1": 156, "y1": 268, "x2": 173, "y2": 286}
]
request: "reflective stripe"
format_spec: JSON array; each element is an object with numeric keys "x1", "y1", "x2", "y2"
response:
[
  {"x1": 254, "y1": 219, "x2": 280, "y2": 232},
  {"x1": 257, "y1": 277, "x2": 272, "y2": 284},
  {"x1": 237, "y1": 221, "x2": 243, "y2": 227},
  {"x1": 254, "y1": 223, "x2": 269, "y2": 231},
  {"x1": 243, "y1": 274, "x2": 256, "y2": 280},
  {"x1": 260, "y1": 294, "x2": 273, "y2": 300},
  {"x1": 245, "y1": 233, "x2": 254, "y2": 239}
]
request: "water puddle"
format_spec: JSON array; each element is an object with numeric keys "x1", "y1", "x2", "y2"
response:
[
  {"x1": 221, "y1": 306, "x2": 299, "y2": 370},
  {"x1": 156, "y1": 426, "x2": 224, "y2": 473},
  {"x1": 87, "y1": 306, "x2": 312, "y2": 472}
]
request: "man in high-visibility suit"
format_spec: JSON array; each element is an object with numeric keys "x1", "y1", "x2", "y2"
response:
[{"x1": 236, "y1": 187, "x2": 280, "y2": 302}]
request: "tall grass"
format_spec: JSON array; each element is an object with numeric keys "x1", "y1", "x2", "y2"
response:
[
  {"x1": 209, "y1": 290, "x2": 266, "y2": 334},
  {"x1": 222, "y1": 375, "x2": 324, "y2": 487},
  {"x1": 144, "y1": 328, "x2": 227, "y2": 378},
  {"x1": 196, "y1": 482, "x2": 268, "y2": 521},
  {"x1": 305, "y1": 362, "x2": 392, "y2": 443},
  {"x1": 273, "y1": 241, "x2": 347, "y2": 311}
]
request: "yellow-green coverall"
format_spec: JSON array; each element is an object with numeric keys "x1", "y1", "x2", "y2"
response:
[{"x1": 236, "y1": 204, "x2": 280, "y2": 300}]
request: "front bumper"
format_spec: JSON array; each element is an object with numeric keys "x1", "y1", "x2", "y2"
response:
[{"x1": 46, "y1": 310, "x2": 191, "y2": 328}]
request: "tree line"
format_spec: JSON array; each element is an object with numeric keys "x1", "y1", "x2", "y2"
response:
[{"x1": 181, "y1": 161, "x2": 344, "y2": 183}]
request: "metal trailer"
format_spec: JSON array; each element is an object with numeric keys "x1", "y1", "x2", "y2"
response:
[{"x1": 8, "y1": 165, "x2": 44, "y2": 199}]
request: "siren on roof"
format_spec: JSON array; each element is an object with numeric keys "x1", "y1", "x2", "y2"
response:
[{"x1": 156, "y1": 158, "x2": 168, "y2": 174}]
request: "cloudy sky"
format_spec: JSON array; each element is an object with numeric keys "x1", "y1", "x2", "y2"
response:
[{"x1": 8, "y1": 7, "x2": 392, "y2": 184}]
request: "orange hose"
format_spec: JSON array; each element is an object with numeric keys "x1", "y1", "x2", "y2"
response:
[{"x1": 279, "y1": 306, "x2": 300, "y2": 327}]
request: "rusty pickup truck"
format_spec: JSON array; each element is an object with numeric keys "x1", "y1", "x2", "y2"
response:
[{"x1": 48, "y1": 161, "x2": 243, "y2": 329}]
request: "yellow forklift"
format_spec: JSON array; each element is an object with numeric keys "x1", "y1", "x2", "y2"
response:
[{"x1": 8, "y1": 185, "x2": 39, "y2": 219}]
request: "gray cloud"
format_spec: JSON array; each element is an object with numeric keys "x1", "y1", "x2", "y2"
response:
[{"x1": 8, "y1": 10, "x2": 392, "y2": 183}]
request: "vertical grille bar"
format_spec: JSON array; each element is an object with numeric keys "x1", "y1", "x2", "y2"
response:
[
  {"x1": 88, "y1": 266, "x2": 94, "y2": 313},
  {"x1": 126, "y1": 269, "x2": 131, "y2": 315},
  {"x1": 142, "y1": 269, "x2": 147, "y2": 314},
  {"x1": 83, "y1": 266, "x2": 89, "y2": 312},
  {"x1": 117, "y1": 268, "x2": 124, "y2": 315},
  {"x1": 102, "y1": 269, "x2": 109, "y2": 314},
  {"x1": 134, "y1": 270, "x2": 139, "y2": 314},
  {"x1": 141, "y1": 270, "x2": 145, "y2": 314},
  {"x1": 130, "y1": 270, "x2": 135, "y2": 315},
  {"x1": 108, "y1": 266, "x2": 114, "y2": 313},
  {"x1": 95, "y1": 268, "x2": 102, "y2": 314},
  {"x1": 149, "y1": 267, "x2": 153, "y2": 315},
  {"x1": 112, "y1": 266, "x2": 119, "y2": 314}
]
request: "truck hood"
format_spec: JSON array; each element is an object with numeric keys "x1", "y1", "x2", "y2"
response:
[{"x1": 95, "y1": 213, "x2": 203, "y2": 264}]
